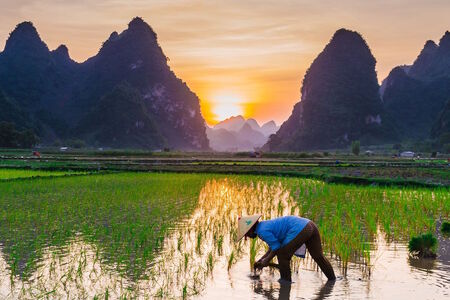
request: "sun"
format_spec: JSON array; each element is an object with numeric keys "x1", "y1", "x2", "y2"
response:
[
  {"x1": 210, "y1": 93, "x2": 244, "y2": 122},
  {"x1": 212, "y1": 103, "x2": 243, "y2": 121}
]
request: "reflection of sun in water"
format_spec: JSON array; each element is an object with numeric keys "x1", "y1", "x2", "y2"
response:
[{"x1": 211, "y1": 93, "x2": 244, "y2": 121}]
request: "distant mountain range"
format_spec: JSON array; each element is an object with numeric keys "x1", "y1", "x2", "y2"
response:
[
  {"x1": 207, "y1": 115, "x2": 278, "y2": 151},
  {"x1": 0, "y1": 18, "x2": 209, "y2": 150},
  {"x1": 266, "y1": 29, "x2": 450, "y2": 152}
]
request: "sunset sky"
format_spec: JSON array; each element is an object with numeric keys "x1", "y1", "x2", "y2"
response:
[{"x1": 0, "y1": 0, "x2": 449, "y2": 125}]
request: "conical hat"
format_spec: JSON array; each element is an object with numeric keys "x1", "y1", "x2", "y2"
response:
[{"x1": 236, "y1": 214, "x2": 262, "y2": 242}]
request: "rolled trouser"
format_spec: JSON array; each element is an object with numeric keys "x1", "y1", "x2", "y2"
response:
[{"x1": 276, "y1": 221, "x2": 336, "y2": 281}]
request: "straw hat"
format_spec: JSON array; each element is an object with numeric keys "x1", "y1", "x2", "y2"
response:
[{"x1": 236, "y1": 214, "x2": 262, "y2": 242}]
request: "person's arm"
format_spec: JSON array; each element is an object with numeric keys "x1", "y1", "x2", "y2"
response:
[
  {"x1": 260, "y1": 249, "x2": 271, "y2": 259},
  {"x1": 255, "y1": 250, "x2": 277, "y2": 269},
  {"x1": 254, "y1": 230, "x2": 281, "y2": 269},
  {"x1": 255, "y1": 249, "x2": 271, "y2": 265}
]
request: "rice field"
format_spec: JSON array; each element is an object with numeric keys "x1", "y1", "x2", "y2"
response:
[
  {"x1": 0, "y1": 170, "x2": 448, "y2": 298},
  {"x1": 0, "y1": 168, "x2": 83, "y2": 180}
]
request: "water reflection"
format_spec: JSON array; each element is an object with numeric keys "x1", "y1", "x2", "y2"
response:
[
  {"x1": 251, "y1": 280, "x2": 335, "y2": 300},
  {"x1": 252, "y1": 280, "x2": 296, "y2": 300},
  {"x1": 313, "y1": 281, "x2": 335, "y2": 300},
  {"x1": 0, "y1": 238, "x2": 135, "y2": 299}
]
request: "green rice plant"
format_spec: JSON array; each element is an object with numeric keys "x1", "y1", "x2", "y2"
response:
[
  {"x1": 0, "y1": 172, "x2": 207, "y2": 280},
  {"x1": 184, "y1": 253, "x2": 189, "y2": 272},
  {"x1": 182, "y1": 284, "x2": 187, "y2": 299},
  {"x1": 206, "y1": 251, "x2": 214, "y2": 274},
  {"x1": 216, "y1": 235, "x2": 223, "y2": 256},
  {"x1": 227, "y1": 250, "x2": 235, "y2": 271},
  {"x1": 249, "y1": 238, "x2": 258, "y2": 269},
  {"x1": 196, "y1": 231, "x2": 202, "y2": 254},
  {"x1": 408, "y1": 233, "x2": 438, "y2": 258},
  {"x1": 177, "y1": 234, "x2": 183, "y2": 252},
  {"x1": 441, "y1": 221, "x2": 450, "y2": 236}
]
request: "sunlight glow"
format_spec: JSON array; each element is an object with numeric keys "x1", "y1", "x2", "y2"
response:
[
  {"x1": 209, "y1": 93, "x2": 244, "y2": 122},
  {"x1": 212, "y1": 103, "x2": 243, "y2": 121}
]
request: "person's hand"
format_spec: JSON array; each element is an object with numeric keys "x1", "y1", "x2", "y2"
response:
[
  {"x1": 254, "y1": 257, "x2": 264, "y2": 269},
  {"x1": 254, "y1": 258, "x2": 269, "y2": 270}
]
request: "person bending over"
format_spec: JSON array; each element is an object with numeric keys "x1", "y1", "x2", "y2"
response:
[{"x1": 236, "y1": 215, "x2": 336, "y2": 282}]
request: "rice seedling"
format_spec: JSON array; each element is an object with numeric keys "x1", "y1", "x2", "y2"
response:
[
  {"x1": 196, "y1": 231, "x2": 202, "y2": 254},
  {"x1": 227, "y1": 251, "x2": 235, "y2": 271},
  {"x1": 441, "y1": 221, "x2": 450, "y2": 236},
  {"x1": 249, "y1": 238, "x2": 258, "y2": 269},
  {"x1": 184, "y1": 253, "x2": 189, "y2": 272},
  {"x1": 408, "y1": 233, "x2": 438, "y2": 258},
  {"x1": 206, "y1": 251, "x2": 214, "y2": 274},
  {"x1": 177, "y1": 234, "x2": 183, "y2": 252},
  {"x1": 216, "y1": 235, "x2": 223, "y2": 256},
  {"x1": 182, "y1": 284, "x2": 188, "y2": 299}
]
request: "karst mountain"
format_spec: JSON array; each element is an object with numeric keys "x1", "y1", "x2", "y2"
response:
[
  {"x1": 1, "y1": 20, "x2": 449, "y2": 152},
  {"x1": 381, "y1": 31, "x2": 450, "y2": 141},
  {"x1": 0, "y1": 18, "x2": 209, "y2": 150},
  {"x1": 265, "y1": 29, "x2": 394, "y2": 151},
  {"x1": 207, "y1": 115, "x2": 278, "y2": 151}
]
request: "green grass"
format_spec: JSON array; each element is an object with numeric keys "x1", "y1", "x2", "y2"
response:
[{"x1": 0, "y1": 168, "x2": 84, "y2": 180}]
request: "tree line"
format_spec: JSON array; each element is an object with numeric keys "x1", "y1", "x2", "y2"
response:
[{"x1": 0, "y1": 122, "x2": 39, "y2": 148}]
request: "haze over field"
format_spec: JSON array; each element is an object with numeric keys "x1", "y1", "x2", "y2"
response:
[{"x1": 1, "y1": 0, "x2": 450, "y2": 125}]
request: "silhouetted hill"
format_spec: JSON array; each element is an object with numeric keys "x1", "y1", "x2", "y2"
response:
[
  {"x1": 409, "y1": 32, "x2": 450, "y2": 80},
  {"x1": 207, "y1": 115, "x2": 277, "y2": 151},
  {"x1": 0, "y1": 18, "x2": 209, "y2": 150},
  {"x1": 245, "y1": 118, "x2": 260, "y2": 131},
  {"x1": 266, "y1": 29, "x2": 394, "y2": 151},
  {"x1": 237, "y1": 123, "x2": 266, "y2": 146},
  {"x1": 431, "y1": 99, "x2": 450, "y2": 143},
  {"x1": 213, "y1": 115, "x2": 277, "y2": 136},
  {"x1": 206, "y1": 127, "x2": 241, "y2": 151},
  {"x1": 213, "y1": 115, "x2": 246, "y2": 132},
  {"x1": 0, "y1": 89, "x2": 31, "y2": 128},
  {"x1": 51, "y1": 45, "x2": 77, "y2": 69},
  {"x1": 76, "y1": 83, "x2": 165, "y2": 148},
  {"x1": 382, "y1": 32, "x2": 450, "y2": 141},
  {"x1": 260, "y1": 120, "x2": 279, "y2": 137},
  {"x1": 0, "y1": 22, "x2": 71, "y2": 110}
]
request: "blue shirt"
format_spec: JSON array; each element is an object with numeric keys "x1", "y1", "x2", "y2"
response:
[{"x1": 255, "y1": 216, "x2": 310, "y2": 251}]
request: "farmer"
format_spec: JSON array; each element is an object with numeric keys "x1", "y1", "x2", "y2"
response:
[{"x1": 236, "y1": 215, "x2": 336, "y2": 282}]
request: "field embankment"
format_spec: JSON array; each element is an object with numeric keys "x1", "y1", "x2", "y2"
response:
[{"x1": 1, "y1": 149, "x2": 448, "y2": 187}]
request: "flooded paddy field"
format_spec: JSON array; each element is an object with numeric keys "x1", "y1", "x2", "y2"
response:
[{"x1": 0, "y1": 171, "x2": 448, "y2": 299}]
